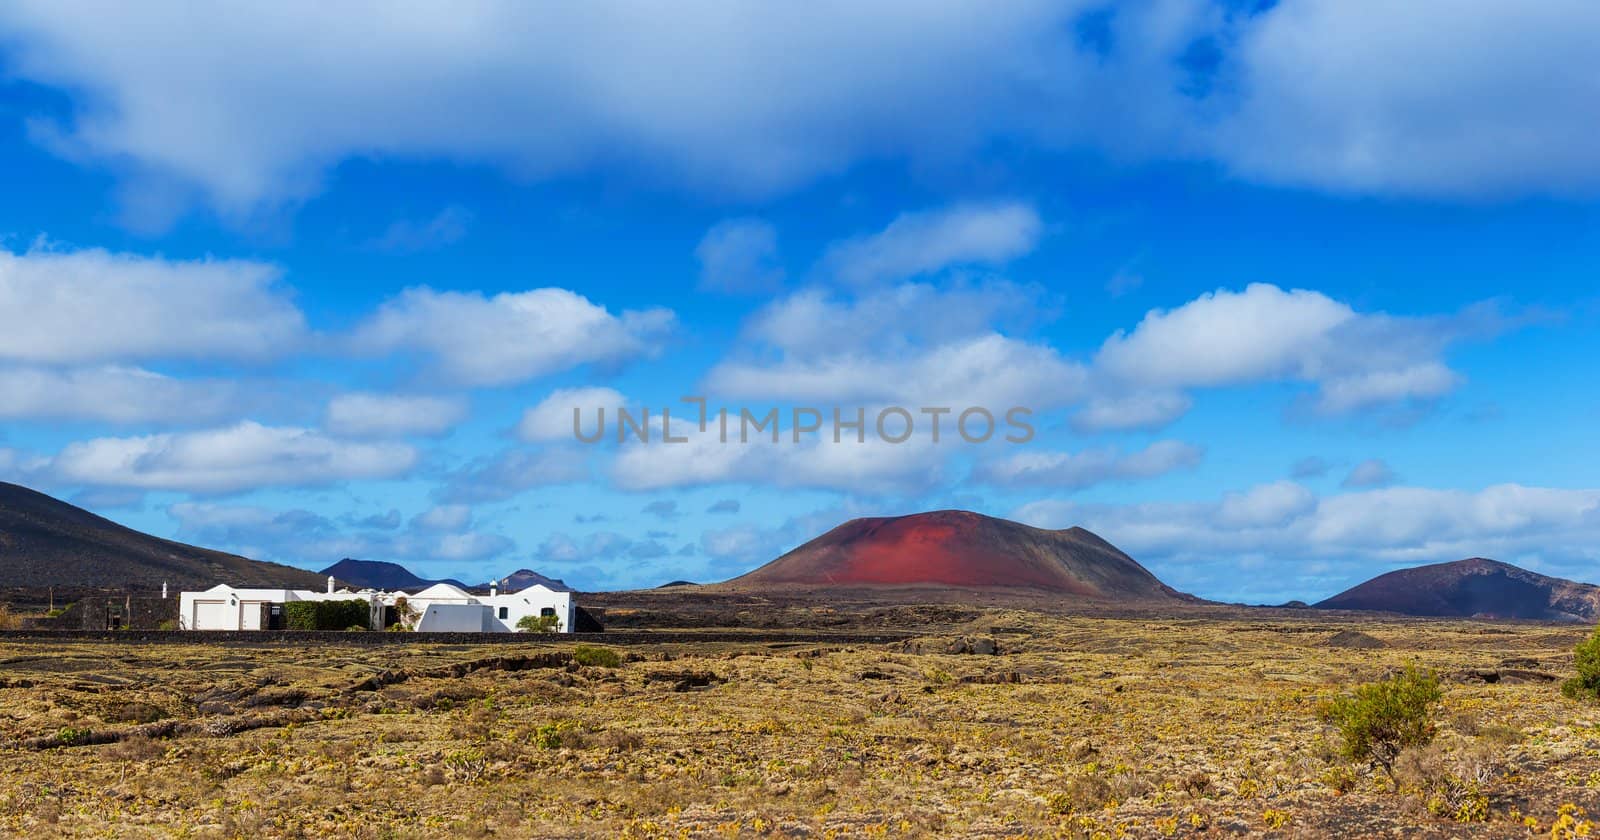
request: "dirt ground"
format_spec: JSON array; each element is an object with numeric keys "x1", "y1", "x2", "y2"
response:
[{"x1": 3, "y1": 601, "x2": 1600, "y2": 838}]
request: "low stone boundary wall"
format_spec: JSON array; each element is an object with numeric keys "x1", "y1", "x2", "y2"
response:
[{"x1": 0, "y1": 629, "x2": 914, "y2": 646}]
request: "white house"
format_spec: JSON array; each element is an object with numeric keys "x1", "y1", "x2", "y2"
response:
[
  {"x1": 178, "y1": 577, "x2": 383, "y2": 631},
  {"x1": 390, "y1": 579, "x2": 576, "y2": 633},
  {"x1": 178, "y1": 575, "x2": 577, "y2": 633}
]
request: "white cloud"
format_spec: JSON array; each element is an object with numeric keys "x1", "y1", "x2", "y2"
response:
[
  {"x1": 696, "y1": 218, "x2": 783, "y2": 293},
  {"x1": 50, "y1": 421, "x2": 416, "y2": 493},
  {"x1": 2, "y1": 2, "x2": 1594, "y2": 215},
  {"x1": 1216, "y1": 480, "x2": 1317, "y2": 529},
  {"x1": 412, "y1": 504, "x2": 472, "y2": 532},
  {"x1": 1290, "y1": 456, "x2": 1330, "y2": 480},
  {"x1": 821, "y1": 202, "x2": 1043, "y2": 286},
  {"x1": 0, "y1": 447, "x2": 47, "y2": 482},
  {"x1": 699, "y1": 525, "x2": 767, "y2": 561},
  {"x1": 706, "y1": 281, "x2": 1083, "y2": 408},
  {"x1": 1014, "y1": 482, "x2": 1600, "y2": 599},
  {"x1": 350, "y1": 286, "x2": 673, "y2": 387},
  {"x1": 325, "y1": 393, "x2": 467, "y2": 438},
  {"x1": 0, "y1": 245, "x2": 304, "y2": 364},
  {"x1": 610, "y1": 420, "x2": 944, "y2": 496},
  {"x1": 1071, "y1": 391, "x2": 1192, "y2": 433},
  {"x1": 1093, "y1": 283, "x2": 1496, "y2": 421},
  {"x1": 1312, "y1": 363, "x2": 1460, "y2": 414},
  {"x1": 972, "y1": 440, "x2": 1202, "y2": 489},
  {"x1": 709, "y1": 334, "x2": 1085, "y2": 410},
  {"x1": 0, "y1": 365, "x2": 261, "y2": 424},
  {"x1": 1342, "y1": 458, "x2": 1397, "y2": 489},
  {"x1": 436, "y1": 447, "x2": 591, "y2": 503},
  {"x1": 516, "y1": 386, "x2": 628, "y2": 443},
  {"x1": 533, "y1": 530, "x2": 676, "y2": 573},
  {"x1": 0, "y1": 4, "x2": 1095, "y2": 214},
  {"x1": 171, "y1": 500, "x2": 513, "y2": 568},
  {"x1": 1097, "y1": 284, "x2": 1356, "y2": 387},
  {"x1": 1211, "y1": 0, "x2": 1600, "y2": 198}
]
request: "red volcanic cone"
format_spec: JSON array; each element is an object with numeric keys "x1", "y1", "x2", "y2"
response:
[{"x1": 726, "y1": 509, "x2": 1191, "y2": 600}]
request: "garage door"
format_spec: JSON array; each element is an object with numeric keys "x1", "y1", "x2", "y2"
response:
[{"x1": 191, "y1": 600, "x2": 234, "y2": 630}]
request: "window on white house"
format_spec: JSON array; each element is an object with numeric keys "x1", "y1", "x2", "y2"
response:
[
  {"x1": 498, "y1": 607, "x2": 508, "y2": 619},
  {"x1": 540, "y1": 607, "x2": 555, "y2": 617}
]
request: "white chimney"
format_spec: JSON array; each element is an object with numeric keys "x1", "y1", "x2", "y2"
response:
[
  {"x1": 327, "y1": 575, "x2": 335, "y2": 594},
  {"x1": 489, "y1": 580, "x2": 498, "y2": 598},
  {"x1": 161, "y1": 582, "x2": 168, "y2": 599}
]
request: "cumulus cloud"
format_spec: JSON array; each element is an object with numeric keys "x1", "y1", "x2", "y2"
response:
[
  {"x1": 821, "y1": 202, "x2": 1042, "y2": 286},
  {"x1": 435, "y1": 447, "x2": 590, "y2": 503},
  {"x1": 0, "y1": 4, "x2": 1087, "y2": 213},
  {"x1": 1, "y1": 1, "x2": 1593, "y2": 219},
  {"x1": 531, "y1": 530, "x2": 676, "y2": 582},
  {"x1": 1092, "y1": 283, "x2": 1499, "y2": 422},
  {"x1": 1070, "y1": 391, "x2": 1192, "y2": 433},
  {"x1": 610, "y1": 420, "x2": 944, "y2": 496},
  {"x1": 1290, "y1": 456, "x2": 1330, "y2": 480},
  {"x1": 706, "y1": 281, "x2": 1083, "y2": 409},
  {"x1": 972, "y1": 440, "x2": 1202, "y2": 489},
  {"x1": 324, "y1": 393, "x2": 467, "y2": 438},
  {"x1": 516, "y1": 386, "x2": 628, "y2": 442},
  {"x1": 49, "y1": 422, "x2": 416, "y2": 493},
  {"x1": 695, "y1": 504, "x2": 873, "y2": 576},
  {"x1": 412, "y1": 504, "x2": 472, "y2": 532},
  {"x1": 1014, "y1": 482, "x2": 1600, "y2": 600},
  {"x1": 1342, "y1": 458, "x2": 1397, "y2": 489},
  {"x1": 350, "y1": 287, "x2": 673, "y2": 387},
  {"x1": 0, "y1": 365, "x2": 270, "y2": 425},
  {"x1": 171, "y1": 500, "x2": 513, "y2": 569},
  {"x1": 354, "y1": 509, "x2": 403, "y2": 530},
  {"x1": 0, "y1": 245, "x2": 305, "y2": 364},
  {"x1": 1215, "y1": 480, "x2": 1317, "y2": 529},
  {"x1": 642, "y1": 500, "x2": 679, "y2": 520},
  {"x1": 1210, "y1": 0, "x2": 1600, "y2": 198},
  {"x1": 696, "y1": 218, "x2": 783, "y2": 293}
]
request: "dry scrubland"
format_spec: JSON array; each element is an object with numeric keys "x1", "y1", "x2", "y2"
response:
[{"x1": 3, "y1": 608, "x2": 1600, "y2": 838}]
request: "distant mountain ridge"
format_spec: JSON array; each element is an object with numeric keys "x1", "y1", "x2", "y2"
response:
[
  {"x1": 0, "y1": 481, "x2": 328, "y2": 590},
  {"x1": 724, "y1": 509, "x2": 1194, "y2": 601},
  {"x1": 319, "y1": 560, "x2": 574, "y2": 593},
  {"x1": 499, "y1": 569, "x2": 574, "y2": 592},
  {"x1": 319, "y1": 558, "x2": 468, "y2": 591},
  {"x1": 1316, "y1": 557, "x2": 1600, "y2": 622}
]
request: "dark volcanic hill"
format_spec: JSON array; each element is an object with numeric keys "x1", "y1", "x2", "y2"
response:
[
  {"x1": 724, "y1": 509, "x2": 1193, "y2": 600},
  {"x1": 498, "y1": 569, "x2": 574, "y2": 592},
  {"x1": 1315, "y1": 558, "x2": 1600, "y2": 621},
  {"x1": 319, "y1": 558, "x2": 467, "y2": 591},
  {"x1": 0, "y1": 481, "x2": 328, "y2": 590}
]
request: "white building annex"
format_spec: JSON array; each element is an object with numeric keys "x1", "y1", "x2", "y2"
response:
[
  {"x1": 177, "y1": 575, "x2": 577, "y2": 633},
  {"x1": 397, "y1": 580, "x2": 577, "y2": 633},
  {"x1": 178, "y1": 578, "x2": 383, "y2": 631}
]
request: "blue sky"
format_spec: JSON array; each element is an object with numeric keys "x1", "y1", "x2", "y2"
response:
[{"x1": 0, "y1": 2, "x2": 1597, "y2": 602}]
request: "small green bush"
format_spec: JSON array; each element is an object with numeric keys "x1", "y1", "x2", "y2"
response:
[
  {"x1": 517, "y1": 614, "x2": 560, "y2": 633},
  {"x1": 572, "y1": 645, "x2": 621, "y2": 668},
  {"x1": 1321, "y1": 665, "x2": 1442, "y2": 785},
  {"x1": 283, "y1": 599, "x2": 371, "y2": 631},
  {"x1": 156, "y1": 619, "x2": 177, "y2": 631},
  {"x1": 1563, "y1": 623, "x2": 1600, "y2": 700},
  {"x1": 532, "y1": 721, "x2": 568, "y2": 749},
  {"x1": 55, "y1": 726, "x2": 90, "y2": 746}
]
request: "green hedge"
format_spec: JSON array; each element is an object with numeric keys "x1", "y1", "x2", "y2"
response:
[{"x1": 283, "y1": 599, "x2": 371, "y2": 631}]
